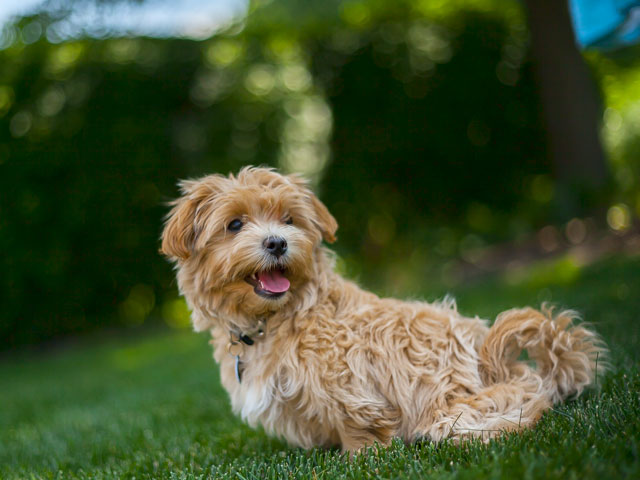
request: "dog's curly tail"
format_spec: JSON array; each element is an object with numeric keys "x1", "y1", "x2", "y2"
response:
[{"x1": 478, "y1": 307, "x2": 608, "y2": 404}]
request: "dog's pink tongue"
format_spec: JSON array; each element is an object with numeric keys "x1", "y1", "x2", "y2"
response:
[{"x1": 258, "y1": 270, "x2": 290, "y2": 293}]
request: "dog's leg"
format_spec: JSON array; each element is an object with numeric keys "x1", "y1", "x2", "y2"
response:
[
  {"x1": 478, "y1": 307, "x2": 607, "y2": 403},
  {"x1": 338, "y1": 426, "x2": 383, "y2": 455},
  {"x1": 337, "y1": 412, "x2": 400, "y2": 454}
]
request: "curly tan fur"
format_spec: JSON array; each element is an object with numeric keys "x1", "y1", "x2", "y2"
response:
[{"x1": 161, "y1": 166, "x2": 607, "y2": 452}]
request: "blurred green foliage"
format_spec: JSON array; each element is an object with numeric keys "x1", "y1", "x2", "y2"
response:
[{"x1": 1, "y1": 0, "x2": 639, "y2": 348}]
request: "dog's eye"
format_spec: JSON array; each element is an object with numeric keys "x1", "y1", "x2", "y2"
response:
[
  {"x1": 228, "y1": 219, "x2": 243, "y2": 232},
  {"x1": 285, "y1": 216, "x2": 293, "y2": 225}
]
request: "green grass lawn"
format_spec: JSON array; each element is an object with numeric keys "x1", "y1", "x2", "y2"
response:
[{"x1": 1, "y1": 254, "x2": 639, "y2": 479}]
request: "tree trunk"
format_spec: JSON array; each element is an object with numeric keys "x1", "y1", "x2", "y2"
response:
[{"x1": 523, "y1": 0, "x2": 609, "y2": 214}]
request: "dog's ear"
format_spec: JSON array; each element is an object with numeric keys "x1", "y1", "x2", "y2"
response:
[
  {"x1": 288, "y1": 174, "x2": 338, "y2": 244},
  {"x1": 160, "y1": 176, "x2": 225, "y2": 260},
  {"x1": 309, "y1": 193, "x2": 338, "y2": 243}
]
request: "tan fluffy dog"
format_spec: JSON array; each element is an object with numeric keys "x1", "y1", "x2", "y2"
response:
[{"x1": 161, "y1": 166, "x2": 606, "y2": 452}]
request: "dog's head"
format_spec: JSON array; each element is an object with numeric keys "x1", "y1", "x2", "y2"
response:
[{"x1": 161, "y1": 166, "x2": 337, "y2": 329}]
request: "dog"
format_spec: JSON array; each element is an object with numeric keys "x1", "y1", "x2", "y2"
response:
[{"x1": 161, "y1": 166, "x2": 606, "y2": 452}]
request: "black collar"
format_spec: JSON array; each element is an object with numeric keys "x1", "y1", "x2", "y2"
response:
[
  {"x1": 230, "y1": 318, "x2": 265, "y2": 348},
  {"x1": 229, "y1": 319, "x2": 265, "y2": 383}
]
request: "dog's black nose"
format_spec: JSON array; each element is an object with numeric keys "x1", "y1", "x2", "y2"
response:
[{"x1": 263, "y1": 236, "x2": 288, "y2": 257}]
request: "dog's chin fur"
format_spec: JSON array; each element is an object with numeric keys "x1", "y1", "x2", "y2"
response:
[{"x1": 161, "y1": 166, "x2": 608, "y2": 453}]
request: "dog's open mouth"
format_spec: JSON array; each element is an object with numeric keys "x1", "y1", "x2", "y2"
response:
[{"x1": 245, "y1": 268, "x2": 290, "y2": 299}]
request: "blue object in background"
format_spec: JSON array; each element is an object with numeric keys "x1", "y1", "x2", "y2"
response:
[{"x1": 569, "y1": 0, "x2": 640, "y2": 48}]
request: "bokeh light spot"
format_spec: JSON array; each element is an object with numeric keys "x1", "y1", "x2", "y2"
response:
[
  {"x1": 10, "y1": 111, "x2": 32, "y2": 137},
  {"x1": 206, "y1": 38, "x2": 243, "y2": 67},
  {"x1": 38, "y1": 86, "x2": 66, "y2": 117},
  {"x1": 266, "y1": 34, "x2": 301, "y2": 62},
  {"x1": 106, "y1": 39, "x2": 141, "y2": 64},
  {"x1": 119, "y1": 284, "x2": 155, "y2": 326},
  {"x1": 280, "y1": 64, "x2": 311, "y2": 92},
  {"x1": 47, "y1": 43, "x2": 85, "y2": 77},
  {"x1": 407, "y1": 23, "x2": 452, "y2": 63},
  {"x1": 21, "y1": 20, "x2": 42, "y2": 45},
  {"x1": 565, "y1": 218, "x2": 587, "y2": 245},
  {"x1": 603, "y1": 107, "x2": 623, "y2": 132},
  {"x1": 537, "y1": 225, "x2": 561, "y2": 252},
  {"x1": 162, "y1": 298, "x2": 191, "y2": 329},
  {"x1": 340, "y1": 2, "x2": 371, "y2": 28},
  {"x1": 607, "y1": 204, "x2": 631, "y2": 231},
  {"x1": 244, "y1": 64, "x2": 275, "y2": 96}
]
